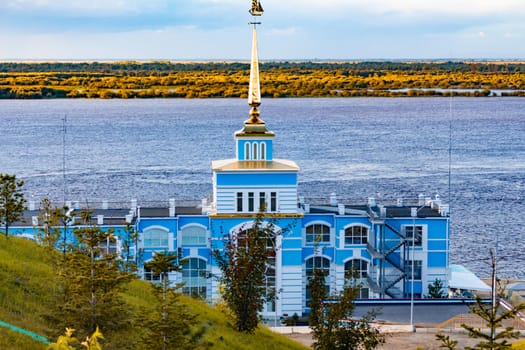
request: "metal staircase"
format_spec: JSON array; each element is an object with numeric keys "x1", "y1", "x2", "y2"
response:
[{"x1": 366, "y1": 207, "x2": 407, "y2": 299}]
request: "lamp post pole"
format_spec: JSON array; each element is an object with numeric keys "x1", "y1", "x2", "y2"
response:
[{"x1": 409, "y1": 207, "x2": 419, "y2": 329}]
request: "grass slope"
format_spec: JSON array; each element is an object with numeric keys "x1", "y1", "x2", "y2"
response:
[{"x1": 0, "y1": 235, "x2": 307, "y2": 350}]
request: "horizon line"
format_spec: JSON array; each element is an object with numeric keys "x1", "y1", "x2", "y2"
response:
[{"x1": 1, "y1": 58, "x2": 525, "y2": 64}]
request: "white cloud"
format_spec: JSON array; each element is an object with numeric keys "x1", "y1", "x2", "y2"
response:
[
  {"x1": 264, "y1": 0, "x2": 525, "y2": 17},
  {"x1": 1, "y1": 0, "x2": 524, "y2": 60},
  {"x1": 0, "y1": 0, "x2": 168, "y2": 15},
  {"x1": 267, "y1": 27, "x2": 298, "y2": 37}
]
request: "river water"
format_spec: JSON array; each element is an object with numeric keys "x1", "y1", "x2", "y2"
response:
[{"x1": 1, "y1": 97, "x2": 524, "y2": 279}]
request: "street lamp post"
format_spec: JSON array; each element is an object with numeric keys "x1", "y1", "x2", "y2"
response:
[{"x1": 409, "y1": 207, "x2": 418, "y2": 329}]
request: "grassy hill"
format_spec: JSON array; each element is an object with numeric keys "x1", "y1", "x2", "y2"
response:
[{"x1": 0, "y1": 235, "x2": 308, "y2": 350}]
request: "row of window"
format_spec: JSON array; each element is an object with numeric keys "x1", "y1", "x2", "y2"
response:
[
  {"x1": 145, "y1": 256, "x2": 373, "y2": 301},
  {"x1": 305, "y1": 224, "x2": 368, "y2": 245},
  {"x1": 141, "y1": 224, "x2": 424, "y2": 248},
  {"x1": 142, "y1": 227, "x2": 207, "y2": 248},
  {"x1": 244, "y1": 141, "x2": 267, "y2": 160},
  {"x1": 305, "y1": 224, "x2": 424, "y2": 246},
  {"x1": 236, "y1": 191, "x2": 277, "y2": 213}
]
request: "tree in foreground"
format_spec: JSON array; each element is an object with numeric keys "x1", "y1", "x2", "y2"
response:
[
  {"x1": 141, "y1": 251, "x2": 199, "y2": 350},
  {"x1": 0, "y1": 173, "x2": 26, "y2": 238},
  {"x1": 308, "y1": 268, "x2": 384, "y2": 350},
  {"x1": 426, "y1": 278, "x2": 446, "y2": 298},
  {"x1": 51, "y1": 209, "x2": 135, "y2": 349},
  {"x1": 437, "y1": 250, "x2": 525, "y2": 349},
  {"x1": 462, "y1": 296, "x2": 524, "y2": 349},
  {"x1": 436, "y1": 295, "x2": 525, "y2": 350},
  {"x1": 213, "y1": 213, "x2": 280, "y2": 332}
]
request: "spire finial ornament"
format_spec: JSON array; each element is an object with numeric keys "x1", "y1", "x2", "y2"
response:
[{"x1": 249, "y1": 0, "x2": 264, "y2": 16}]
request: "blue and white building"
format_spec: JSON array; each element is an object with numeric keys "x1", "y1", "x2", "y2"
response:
[{"x1": 14, "y1": 8, "x2": 450, "y2": 319}]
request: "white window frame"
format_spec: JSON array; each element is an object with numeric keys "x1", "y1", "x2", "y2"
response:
[
  {"x1": 179, "y1": 224, "x2": 208, "y2": 246},
  {"x1": 344, "y1": 224, "x2": 369, "y2": 246},
  {"x1": 142, "y1": 226, "x2": 170, "y2": 248}
]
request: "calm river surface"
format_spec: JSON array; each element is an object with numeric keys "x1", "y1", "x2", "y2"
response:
[{"x1": 1, "y1": 97, "x2": 524, "y2": 279}]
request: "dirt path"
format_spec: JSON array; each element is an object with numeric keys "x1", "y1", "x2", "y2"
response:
[{"x1": 286, "y1": 328, "x2": 523, "y2": 349}]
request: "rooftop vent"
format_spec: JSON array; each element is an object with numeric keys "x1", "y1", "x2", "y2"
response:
[
  {"x1": 330, "y1": 192, "x2": 337, "y2": 207},
  {"x1": 338, "y1": 203, "x2": 345, "y2": 215},
  {"x1": 169, "y1": 198, "x2": 176, "y2": 217}
]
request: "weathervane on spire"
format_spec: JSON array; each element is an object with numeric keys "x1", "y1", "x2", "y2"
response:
[{"x1": 249, "y1": 0, "x2": 264, "y2": 16}]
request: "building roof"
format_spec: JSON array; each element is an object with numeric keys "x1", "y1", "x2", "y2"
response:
[
  {"x1": 506, "y1": 282, "x2": 525, "y2": 291},
  {"x1": 212, "y1": 158, "x2": 300, "y2": 171},
  {"x1": 449, "y1": 264, "x2": 491, "y2": 292}
]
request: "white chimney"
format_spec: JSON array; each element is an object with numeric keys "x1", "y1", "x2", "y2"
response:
[
  {"x1": 304, "y1": 204, "x2": 310, "y2": 213},
  {"x1": 418, "y1": 194, "x2": 425, "y2": 206},
  {"x1": 329, "y1": 192, "x2": 337, "y2": 207},
  {"x1": 169, "y1": 198, "x2": 176, "y2": 217}
]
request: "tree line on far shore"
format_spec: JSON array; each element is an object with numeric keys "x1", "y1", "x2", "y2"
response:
[{"x1": 1, "y1": 61, "x2": 524, "y2": 99}]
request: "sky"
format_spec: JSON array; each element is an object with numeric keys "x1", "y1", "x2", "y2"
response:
[{"x1": 0, "y1": 0, "x2": 524, "y2": 60}]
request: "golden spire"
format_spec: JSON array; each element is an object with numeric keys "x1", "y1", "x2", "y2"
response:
[{"x1": 247, "y1": 25, "x2": 263, "y2": 124}]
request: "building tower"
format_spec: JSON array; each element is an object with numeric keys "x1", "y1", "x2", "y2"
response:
[{"x1": 211, "y1": 8, "x2": 300, "y2": 216}]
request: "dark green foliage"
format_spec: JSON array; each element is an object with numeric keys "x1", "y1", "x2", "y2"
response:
[
  {"x1": 48, "y1": 209, "x2": 135, "y2": 349},
  {"x1": 0, "y1": 173, "x2": 26, "y2": 238},
  {"x1": 460, "y1": 296, "x2": 525, "y2": 349},
  {"x1": 308, "y1": 268, "x2": 384, "y2": 350},
  {"x1": 1, "y1": 61, "x2": 524, "y2": 74},
  {"x1": 435, "y1": 333, "x2": 458, "y2": 349},
  {"x1": 141, "y1": 251, "x2": 199, "y2": 350},
  {"x1": 426, "y1": 278, "x2": 446, "y2": 298},
  {"x1": 213, "y1": 214, "x2": 278, "y2": 333},
  {"x1": 121, "y1": 223, "x2": 139, "y2": 273}
]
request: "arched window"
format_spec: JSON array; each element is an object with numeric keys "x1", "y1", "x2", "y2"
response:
[
  {"x1": 244, "y1": 142, "x2": 251, "y2": 160},
  {"x1": 253, "y1": 142, "x2": 258, "y2": 160},
  {"x1": 345, "y1": 259, "x2": 368, "y2": 279},
  {"x1": 305, "y1": 256, "x2": 330, "y2": 306},
  {"x1": 305, "y1": 223, "x2": 331, "y2": 244},
  {"x1": 345, "y1": 259, "x2": 369, "y2": 299},
  {"x1": 344, "y1": 225, "x2": 368, "y2": 245},
  {"x1": 260, "y1": 142, "x2": 266, "y2": 160},
  {"x1": 182, "y1": 258, "x2": 207, "y2": 298},
  {"x1": 180, "y1": 225, "x2": 207, "y2": 246},
  {"x1": 143, "y1": 228, "x2": 169, "y2": 248}
]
